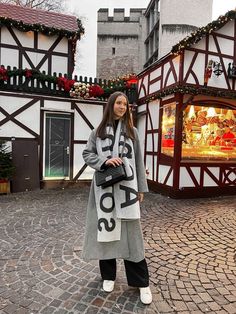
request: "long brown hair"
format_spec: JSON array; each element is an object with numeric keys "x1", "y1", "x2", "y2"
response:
[{"x1": 96, "y1": 91, "x2": 135, "y2": 139}]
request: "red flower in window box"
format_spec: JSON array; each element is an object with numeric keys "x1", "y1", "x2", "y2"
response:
[
  {"x1": 57, "y1": 77, "x2": 75, "y2": 92},
  {"x1": 25, "y1": 68, "x2": 33, "y2": 78},
  {"x1": 0, "y1": 67, "x2": 8, "y2": 81},
  {"x1": 89, "y1": 84, "x2": 104, "y2": 98}
]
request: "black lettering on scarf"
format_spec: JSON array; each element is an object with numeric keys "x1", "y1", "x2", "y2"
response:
[
  {"x1": 100, "y1": 193, "x2": 114, "y2": 213},
  {"x1": 119, "y1": 141, "x2": 132, "y2": 159},
  {"x1": 102, "y1": 134, "x2": 114, "y2": 152},
  {"x1": 98, "y1": 218, "x2": 116, "y2": 232},
  {"x1": 120, "y1": 185, "x2": 139, "y2": 208}
]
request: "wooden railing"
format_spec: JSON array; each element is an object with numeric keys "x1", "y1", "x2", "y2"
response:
[{"x1": 0, "y1": 66, "x2": 137, "y2": 103}]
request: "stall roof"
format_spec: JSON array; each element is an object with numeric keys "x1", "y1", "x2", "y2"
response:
[
  {"x1": 171, "y1": 10, "x2": 236, "y2": 55},
  {"x1": 0, "y1": 2, "x2": 84, "y2": 39}
]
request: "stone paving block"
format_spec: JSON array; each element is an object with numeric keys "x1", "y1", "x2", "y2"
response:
[
  {"x1": 40, "y1": 306, "x2": 56, "y2": 314},
  {"x1": 49, "y1": 299, "x2": 62, "y2": 308},
  {"x1": 155, "y1": 300, "x2": 173, "y2": 313},
  {"x1": 222, "y1": 303, "x2": 236, "y2": 314},
  {"x1": 85, "y1": 306, "x2": 100, "y2": 314}
]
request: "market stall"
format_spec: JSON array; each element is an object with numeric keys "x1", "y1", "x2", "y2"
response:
[{"x1": 137, "y1": 10, "x2": 236, "y2": 197}]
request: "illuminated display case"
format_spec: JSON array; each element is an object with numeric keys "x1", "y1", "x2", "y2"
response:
[
  {"x1": 161, "y1": 102, "x2": 176, "y2": 157},
  {"x1": 182, "y1": 105, "x2": 236, "y2": 161}
]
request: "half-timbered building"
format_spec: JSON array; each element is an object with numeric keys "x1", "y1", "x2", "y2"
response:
[
  {"x1": 0, "y1": 3, "x2": 105, "y2": 193},
  {"x1": 137, "y1": 10, "x2": 236, "y2": 198}
]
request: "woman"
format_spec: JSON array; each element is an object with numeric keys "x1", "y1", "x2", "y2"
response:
[{"x1": 82, "y1": 91, "x2": 152, "y2": 305}]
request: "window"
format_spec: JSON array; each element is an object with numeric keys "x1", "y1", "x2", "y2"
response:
[
  {"x1": 182, "y1": 105, "x2": 236, "y2": 160},
  {"x1": 112, "y1": 47, "x2": 115, "y2": 55},
  {"x1": 161, "y1": 103, "x2": 176, "y2": 157}
]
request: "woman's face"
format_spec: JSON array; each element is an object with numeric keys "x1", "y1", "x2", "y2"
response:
[{"x1": 113, "y1": 95, "x2": 128, "y2": 120}]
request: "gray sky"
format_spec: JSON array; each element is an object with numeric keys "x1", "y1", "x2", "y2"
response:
[{"x1": 68, "y1": 0, "x2": 236, "y2": 78}]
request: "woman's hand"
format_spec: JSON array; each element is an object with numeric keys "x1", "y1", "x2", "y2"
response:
[
  {"x1": 138, "y1": 192, "x2": 144, "y2": 203},
  {"x1": 105, "y1": 157, "x2": 123, "y2": 167}
]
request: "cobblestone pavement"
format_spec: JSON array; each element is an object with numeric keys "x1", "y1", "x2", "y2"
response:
[{"x1": 0, "y1": 187, "x2": 236, "y2": 314}]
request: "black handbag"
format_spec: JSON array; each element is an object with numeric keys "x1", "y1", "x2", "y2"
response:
[
  {"x1": 95, "y1": 163, "x2": 126, "y2": 188},
  {"x1": 95, "y1": 137, "x2": 126, "y2": 188}
]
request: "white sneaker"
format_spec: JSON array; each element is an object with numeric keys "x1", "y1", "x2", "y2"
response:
[
  {"x1": 139, "y1": 286, "x2": 152, "y2": 304},
  {"x1": 102, "y1": 280, "x2": 115, "y2": 292}
]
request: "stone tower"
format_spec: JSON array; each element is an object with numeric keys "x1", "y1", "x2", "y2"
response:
[
  {"x1": 158, "y1": 0, "x2": 213, "y2": 58},
  {"x1": 97, "y1": 8, "x2": 146, "y2": 79}
]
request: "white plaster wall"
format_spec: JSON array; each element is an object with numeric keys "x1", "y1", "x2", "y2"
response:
[
  {"x1": 44, "y1": 100, "x2": 72, "y2": 112},
  {"x1": 149, "y1": 81, "x2": 161, "y2": 94},
  {"x1": 148, "y1": 100, "x2": 159, "y2": 129},
  {"x1": 0, "y1": 96, "x2": 40, "y2": 137},
  {"x1": 150, "y1": 68, "x2": 161, "y2": 81},
  {"x1": 73, "y1": 144, "x2": 94, "y2": 180},
  {"x1": 188, "y1": 53, "x2": 205, "y2": 85},
  {"x1": 54, "y1": 37, "x2": 68, "y2": 54},
  {"x1": 158, "y1": 164, "x2": 173, "y2": 186},
  {"x1": 179, "y1": 167, "x2": 201, "y2": 188},
  {"x1": 0, "y1": 96, "x2": 33, "y2": 113},
  {"x1": 0, "y1": 121, "x2": 35, "y2": 138},
  {"x1": 215, "y1": 20, "x2": 234, "y2": 37},
  {"x1": 146, "y1": 134, "x2": 153, "y2": 152},
  {"x1": 76, "y1": 102, "x2": 103, "y2": 130},
  {"x1": 142, "y1": 75, "x2": 149, "y2": 97},
  {"x1": 137, "y1": 114, "x2": 146, "y2": 158},
  {"x1": 1, "y1": 27, "x2": 17, "y2": 45},
  {"x1": 172, "y1": 55, "x2": 180, "y2": 81},
  {"x1": 147, "y1": 133, "x2": 158, "y2": 154},
  {"x1": 137, "y1": 103, "x2": 146, "y2": 114},
  {"x1": 13, "y1": 28, "x2": 34, "y2": 48},
  {"x1": 16, "y1": 103, "x2": 40, "y2": 134},
  {"x1": 217, "y1": 37, "x2": 234, "y2": 57},
  {"x1": 146, "y1": 155, "x2": 153, "y2": 180},
  {"x1": 165, "y1": 69, "x2": 175, "y2": 87},
  {"x1": 37, "y1": 34, "x2": 68, "y2": 52},
  {"x1": 52, "y1": 55, "x2": 67, "y2": 75},
  {"x1": 23, "y1": 52, "x2": 47, "y2": 70},
  {"x1": 154, "y1": 156, "x2": 157, "y2": 182},
  {"x1": 74, "y1": 103, "x2": 103, "y2": 141},
  {"x1": 203, "y1": 167, "x2": 220, "y2": 186},
  {"x1": 1, "y1": 48, "x2": 18, "y2": 68},
  {"x1": 208, "y1": 36, "x2": 218, "y2": 53}
]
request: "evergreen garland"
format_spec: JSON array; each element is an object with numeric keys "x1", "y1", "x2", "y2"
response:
[
  {"x1": 140, "y1": 85, "x2": 236, "y2": 104},
  {"x1": 171, "y1": 10, "x2": 236, "y2": 55},
  {"x1": 0, "y1": 16, "x2": 84, "y2": 39}
]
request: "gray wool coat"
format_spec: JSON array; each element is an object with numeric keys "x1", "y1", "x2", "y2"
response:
[{"x1": 82, "y1": 127, "x2": 148, "y2": 262}]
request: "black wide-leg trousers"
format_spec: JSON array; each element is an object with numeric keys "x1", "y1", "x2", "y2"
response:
[{"x1": 99, "y1": 258, "x2": 149, "y2": 287}]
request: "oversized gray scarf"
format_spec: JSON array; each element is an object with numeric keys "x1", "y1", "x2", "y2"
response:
[{"x1": 94, "y1": 120, "x2": 140, "y2": 242}]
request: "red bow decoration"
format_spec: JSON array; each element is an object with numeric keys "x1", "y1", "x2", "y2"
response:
[
  {"x1": 125, "y1": 75, "x2": 137, "y2": 88},
  {"x1": 57, "y1": 77, "x2": 75, "y2": 92}
]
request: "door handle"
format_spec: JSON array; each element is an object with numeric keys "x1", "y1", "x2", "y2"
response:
[{"x1": 66, "y1": 146, "x2": 69, "y2": 155}]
